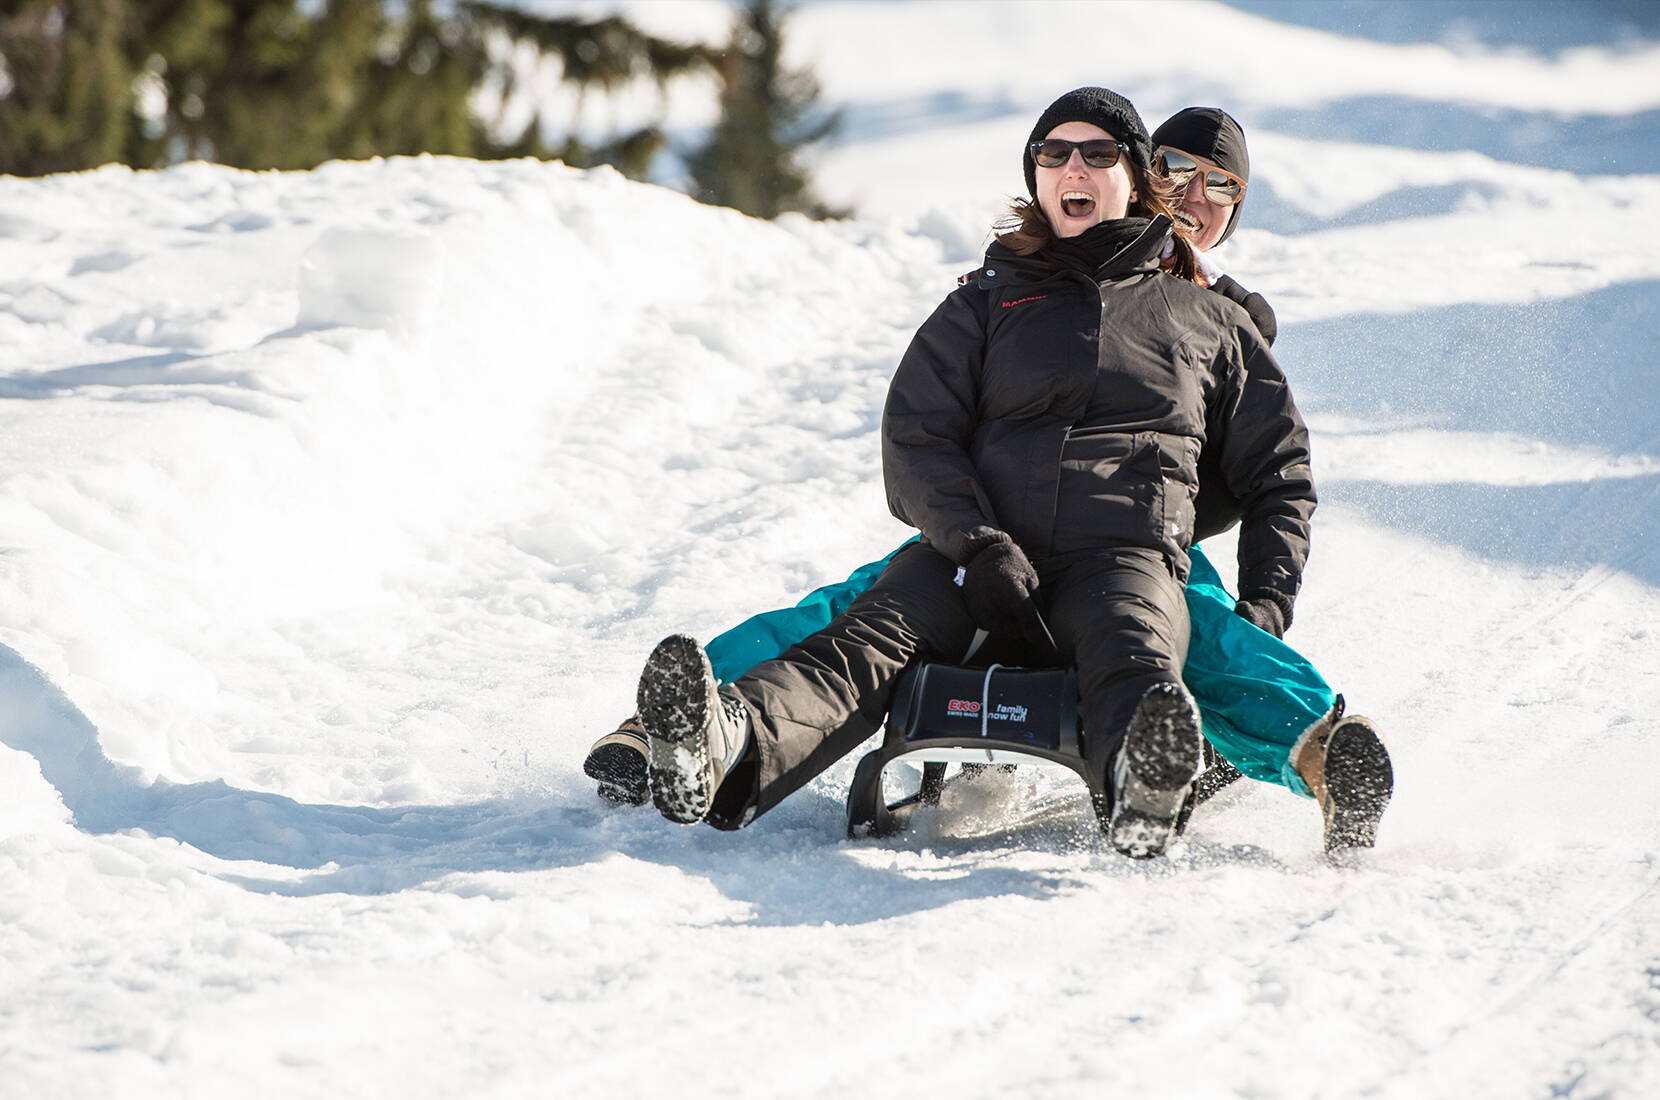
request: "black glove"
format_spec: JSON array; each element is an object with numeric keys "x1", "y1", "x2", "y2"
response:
[
  {"x1": 1209, "y1": 274, "x2": 1278, "y2": 346},
  {"x1": 960, "y1": 537, "x2": 1041, "y2": 639},
  {"x1": 1234, "y1": 589, "x2": 1294, "y2": 639}
]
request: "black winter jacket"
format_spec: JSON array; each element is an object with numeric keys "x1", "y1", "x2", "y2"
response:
[
  {"x1": 1193, "y1": 273, "x2": 1278, "y2": 540},
  {"x1": 880, "y1": 217, "x2": 1314, "y2": 604}
]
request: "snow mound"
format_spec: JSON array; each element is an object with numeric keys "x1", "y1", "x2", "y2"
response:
[{"x1": 2, "y1": 6, "x2": 1658, "y2": 1095}]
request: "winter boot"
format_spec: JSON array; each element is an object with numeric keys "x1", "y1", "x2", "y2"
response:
[
  {"x1": 582, "y1": 716, "x2": 650, "y2": 806},
  {"x1": 1292, "y1": 708, "x2": 1393, "y2": 853},
  {"x1": 636, "y1": 634, "x2": 752, "y2": 825},
  {"x1": 1173, "y1": 750, "x2": 1243, "y2": 836},
  {"x1": 1106, "y1": 682, "x2": 1205, "y2": 859}
]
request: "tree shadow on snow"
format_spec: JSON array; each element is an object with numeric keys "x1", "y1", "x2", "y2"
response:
[
  {"x1": 1222, "y1": 0, "x2": 1657, "y2": 53},
  {"x1": 0, "y1": 643, "x2": 580, "y2": 884},
  {"x1": 2, "y1": 643, "x2": 1131, "y2": 922},
  {"x1": 1328, "y1": 474, "x2": 1660, "y2": 587},
  {"x1": 1285, "y1": 280, "x2": 1660, "y2": 583},
  {"x1": 1254, "y1": 98, "x2": 1660, "y2": 175},
  {"x1": 1286, "y1": 280, "x2": 1660, "y2": 455},
  {"x1": 1242, "y1": 178, "x2": 1512, "y2": 236},
  {"x1": 0, "y1": 349, "x2": 280, "y2": 417}
]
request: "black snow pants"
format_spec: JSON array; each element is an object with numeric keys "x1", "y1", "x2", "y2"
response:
[{"x1": 705, "y1": 541, "x2": 1190, "y2": 830}]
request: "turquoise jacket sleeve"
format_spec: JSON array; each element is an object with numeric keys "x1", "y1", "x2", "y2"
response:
[{"x1": 1181, "y1": 545, "x2": 1335, "y2": 796}]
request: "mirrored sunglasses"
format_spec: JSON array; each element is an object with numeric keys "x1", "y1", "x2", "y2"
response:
[
  {"x1": 1030, "y1": 138, "x2": 1128, "y2": 170},
  {"x1": 1155, "y1": 147, "x2": 1246, "y2": 205}
]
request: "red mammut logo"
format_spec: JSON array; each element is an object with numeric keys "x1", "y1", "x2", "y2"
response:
[
  {"x1": 1001, "y1": 295, "x2": 1048, "y2": 309},
  {"x1": 947, "y1": 699, "x2": 981, "y2": 715}
]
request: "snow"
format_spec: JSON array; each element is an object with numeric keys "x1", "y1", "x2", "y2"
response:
[
  {"x1": 3, "y1": 2, "x2": 1660, "y2": 1097},
  {"x1": 790, "y1": 0, "x2": 1660, "y2": 116}
]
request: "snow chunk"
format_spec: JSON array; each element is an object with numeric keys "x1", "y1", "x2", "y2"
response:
[{"x1": 297, "y1": 227, "x2": 439, "y2": 335}]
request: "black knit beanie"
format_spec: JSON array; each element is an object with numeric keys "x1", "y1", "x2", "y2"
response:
[
  {"x1": 1151, "y1": 106, "x2": 1250, "y2": 245},
  {"x1": 1023, "y1": 87, "x2": 1153, "y2": 198}
]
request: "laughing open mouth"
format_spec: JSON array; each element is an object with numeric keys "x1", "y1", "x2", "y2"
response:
[
  {"x1": 1173, "y1": 209, "x2": 1200, "y2": 231},
  {"x1": 1060, "y1": 190, "x2": 1096, "y2": 218}
]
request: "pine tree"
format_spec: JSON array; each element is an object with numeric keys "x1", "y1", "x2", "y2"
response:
[
  {"x1": 0, "y1": 0, "x2": 713, "y2": 178},
  {"x1": 459, "y1": 3, "x2": 711, "y2": 176},
  {"x1": 0, "y1": 0, "x2": 141, "y2": 176},
  {"x1": 337, "y1": 0, "x2": 489, "y2": 162},
  {"x1": 685, "y1": 0, "x2": 842, "y2": 219},
  {"x1": 147, "y1": 1, "x2": 373, "y2": 169}
]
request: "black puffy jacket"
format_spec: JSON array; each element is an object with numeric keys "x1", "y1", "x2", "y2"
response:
[
  {"x1": 1193, "y1": 272, "x2": 1278, "y2": 540},
  {"x1": 881, "y1": 217, "x2": 1314, "y2": 604}
]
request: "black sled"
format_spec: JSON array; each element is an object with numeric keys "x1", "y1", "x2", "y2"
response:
[{"x1": 845, "y1": 660, "x2": 1241, "y2": 840}]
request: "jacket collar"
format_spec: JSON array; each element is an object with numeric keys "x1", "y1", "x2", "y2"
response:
[
  {"x1": 1092, "y1": 215, "x2": 1172, "y2": 279},
  {"x1": 969, "y1": 215, "x2": 1172, "y2": 289}
]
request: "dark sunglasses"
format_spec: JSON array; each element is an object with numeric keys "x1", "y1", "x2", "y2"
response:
[
  {"x1": 1029, "y1": 138, "x2": 1128, "y2": 169},
  {"x1": 1154, "y1": 147, "x2": 1246, "y2": 205}
]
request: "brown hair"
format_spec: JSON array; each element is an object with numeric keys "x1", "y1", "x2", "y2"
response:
[{"x1": 995, "y1": 158, "x2": 1200, "y2": 283}]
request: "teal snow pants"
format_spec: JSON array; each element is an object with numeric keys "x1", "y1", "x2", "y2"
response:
[{"x1": 704, "y1": 540, "x2": 1330, "y2": 798}]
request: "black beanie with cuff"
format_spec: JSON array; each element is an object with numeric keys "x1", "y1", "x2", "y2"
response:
[{"x1": 1023, "y1": 87, "x2": 1153, "y2": 198}]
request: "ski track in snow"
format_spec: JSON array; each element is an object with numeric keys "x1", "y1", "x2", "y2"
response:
[{"x1": 3, "y1": 3, "x2": 1660, "y2": 1097}]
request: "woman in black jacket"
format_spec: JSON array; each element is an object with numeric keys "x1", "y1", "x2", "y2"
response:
[{"x1": 634, "y1": 88, "x2": 1317, "y2": 859}]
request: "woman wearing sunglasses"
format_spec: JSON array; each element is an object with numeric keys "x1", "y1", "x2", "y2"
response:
[
  {"x1": 1153, "y1": 107, "x2": 1271, "y2": 340},
  {"x1": 615, "y1": 87, "x2": 1341, "y2": 858},
  {"x1": 589, "y1": 94, "x2": 1392, "y2": 855}
]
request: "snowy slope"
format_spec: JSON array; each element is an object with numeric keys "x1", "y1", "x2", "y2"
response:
[{"x1": 4, "y1": 3, "x2": 1660, "y2": 1098}]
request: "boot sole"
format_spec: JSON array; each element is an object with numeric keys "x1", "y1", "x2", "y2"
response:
[
  {"x1": 1109, "y1": 684, "x2": 1204, "y2": 860},
  {"x1": 637, "y1": 634, "x2": 718, "y2": 825},
  {"x1": 583, "y1": 730, "x2": 649, "y2": 806},
  {"x1": 1323, "y1": 717, "x2": 1393, "y2": 852}
]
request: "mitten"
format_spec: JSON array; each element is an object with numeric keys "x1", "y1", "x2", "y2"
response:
[
  {"x1": 960, "y1": 537, "x2": 1040, "y2": 637},
  {"x1": 1234, "y1": 588, "x2": 1294, "y2": 639}
]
